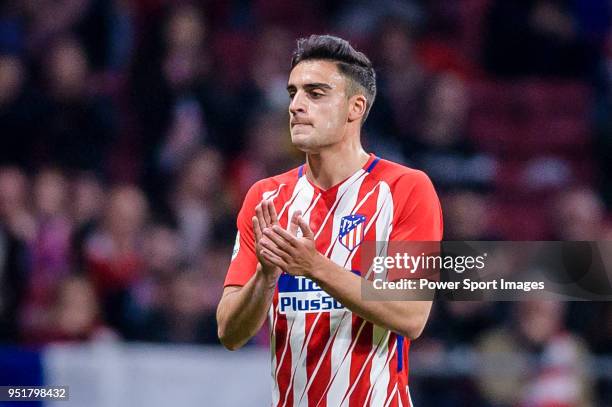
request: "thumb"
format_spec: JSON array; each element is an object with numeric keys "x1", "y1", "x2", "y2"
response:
[
  {"x1": 298, "y1": 216, "x2": 314, "y2": 239},
  {"x1": 288, "y1": 210, "x2": 302, "y2": 235}
]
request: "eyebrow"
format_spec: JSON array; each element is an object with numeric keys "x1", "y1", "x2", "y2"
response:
[{"x1": 286, "y1": 82, "x2": 333, "y2": 92}]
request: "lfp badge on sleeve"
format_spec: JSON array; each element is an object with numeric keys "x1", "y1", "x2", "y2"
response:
[{"x1": 338, "y1": 214, "x2": 366, "y2": 251}]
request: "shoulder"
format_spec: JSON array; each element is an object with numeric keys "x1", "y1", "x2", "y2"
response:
[
  {"x1": 371, "y1": 157, "x2": 441, "y2": 220},
  {"x1": 370, "y1": 157, "x2": 436, "y2": 193},
  {"x1": 371, "y1": 157, "x2": 443, "y2": 239}
]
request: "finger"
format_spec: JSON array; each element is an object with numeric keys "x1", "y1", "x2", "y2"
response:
[
  {"x1": 261, "y1": 249, "x2": 288, "y2": 269},
  {"x1": 271, "y1": 225, "x2": 299, "y2": 247},
  {"x1": 268, "y1": 200, "x2": 279, "y2": 225},
  {"x1": 263, "y1": 227, "x2": 294, "y2": 253},
  {"x1": 298, "y1": 216, "x2": 315, "y2": 239},
  {"x1": 288, "y1": 210, "x2": 302, "y2": 235},
  {"x1": 252, "y1": 216, "x2": 262, "y2": 243},
  {"x1": 260, "y1": 237, "x2": 292, "y2": 262},
  {"x1": 262, "y1": 200, "x2": 272, "y2": 226},
  {"x1": 256, "y1": 203, "x2": 267, "y2": 229}
]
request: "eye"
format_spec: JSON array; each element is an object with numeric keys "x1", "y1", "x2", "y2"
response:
[{"x1": 310, "y1": 91, "x2": 324, "y2": 99}]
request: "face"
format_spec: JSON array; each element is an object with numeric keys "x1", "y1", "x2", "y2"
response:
[
  {"x1": 106, "y1": 186, "x2": 148, "y2": 237},
  {"x1": 49, "y1": 39, "x2": 88, "y2": 96},
  {"x1": 287, "y1": 60, "x2": 351, "y2": 152}
]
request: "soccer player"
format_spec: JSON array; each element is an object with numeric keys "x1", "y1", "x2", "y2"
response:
[{"x1": 217, "y1": 34, "x2": 443, "y2": 406}]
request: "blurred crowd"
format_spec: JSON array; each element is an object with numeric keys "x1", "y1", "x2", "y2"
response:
[{"x1": 1, "y1": 0, "x2": 612, "y2": 405}]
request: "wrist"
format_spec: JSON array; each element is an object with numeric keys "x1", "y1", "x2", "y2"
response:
[
  {"x1": 257, "y1": 263, "x2": 279, "y2": 289},
  {"x1": 309, "y1": 253, "x2": 331, "y2": 284}
]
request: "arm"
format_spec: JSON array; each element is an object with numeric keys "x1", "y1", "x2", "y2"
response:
[
  {"x1": 312, "y1": 257, "x2": 432, "y2": 340},
  {"x1": 217, "y1": 199, "x2": 300, "y2": 350},
  {"x1": 217, "y1": 264, "x2": 277, "y2": 350},
  {"x1": 261, "y1": 225, "x2": 433, "y2": 339}
]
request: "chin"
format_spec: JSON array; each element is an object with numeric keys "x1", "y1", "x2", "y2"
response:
[
  {"x1": 290, "y1": 133, "x2": 318, "y2": 153},
  {"x1": 291, "y1": 141, "x2": 318, "y2": 153}
]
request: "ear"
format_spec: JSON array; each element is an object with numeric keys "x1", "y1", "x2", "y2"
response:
[{"x1": 347, "y1": 94, "x2": 367, "y2": 123}]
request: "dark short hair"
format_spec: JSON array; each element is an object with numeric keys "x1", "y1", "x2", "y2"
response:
[{"x1": 291, "y1": 34, "x2": 376, "y2": 123}]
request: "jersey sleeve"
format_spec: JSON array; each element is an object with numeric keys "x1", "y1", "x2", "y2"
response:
[
  {"x1": 389, "y1": 170, "x2": 443, "y2": 242},
  {"x1": 224, "y1": 182, "x2": 262, "y2": 287},
  {"x1": 387, "y1": 171, "x2": 443, "y2": 282}
]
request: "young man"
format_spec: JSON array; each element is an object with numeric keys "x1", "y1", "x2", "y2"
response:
[{"x1": 217, "y1": 35, "x2": 443, "y2": 407}]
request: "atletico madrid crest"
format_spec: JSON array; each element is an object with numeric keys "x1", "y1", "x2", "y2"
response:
[{"x1": 338, "y1": 214, "x2": 366, "y2": 251}]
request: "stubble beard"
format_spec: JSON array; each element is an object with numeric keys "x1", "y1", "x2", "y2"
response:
[{"x1": 291, "y1": 127, "x2": 340, "y2": 154}]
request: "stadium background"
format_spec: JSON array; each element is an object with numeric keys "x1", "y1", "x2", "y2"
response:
[{"x1": 0, "y1": 0, "x2": 611, "y2": 405}]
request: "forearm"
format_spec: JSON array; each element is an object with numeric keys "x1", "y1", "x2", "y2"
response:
[
  {"x1": 217, "y1": 264, "x2": 277, "y2": 350},
  {"x1": 310, "y1": 255, "x2": 432, "y2": 340}
]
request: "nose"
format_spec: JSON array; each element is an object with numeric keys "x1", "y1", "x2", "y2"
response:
[{"x1": 289, "y1": 91, "x2": 306, "y2": 116}]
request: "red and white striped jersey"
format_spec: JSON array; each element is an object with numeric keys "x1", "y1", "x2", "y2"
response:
[{"x1": 224, "y1": 153, "x2": 443, "y2": 407}]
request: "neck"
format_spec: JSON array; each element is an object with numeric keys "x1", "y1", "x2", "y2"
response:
[{"x1": 305, "y1": 137, "x2": 370, "y2": 190}]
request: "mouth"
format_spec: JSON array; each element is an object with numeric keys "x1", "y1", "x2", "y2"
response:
[{"x1": 291, "y1": 121, "x2": 312, "y2": 128}]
